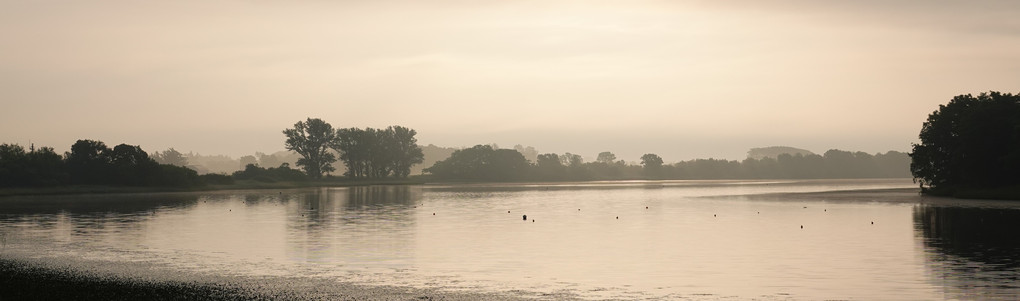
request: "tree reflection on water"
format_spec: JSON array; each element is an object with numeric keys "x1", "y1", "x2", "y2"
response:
[
  {"x1": 286, "y1": 186, "x2": 419, "y2": 265},
  {"x1": 914, "y1": 205, "x2": 1020, "y2": 299}
]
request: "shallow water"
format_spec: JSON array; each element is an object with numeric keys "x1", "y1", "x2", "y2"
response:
[{"x1": 1, "y1": 179, "x2": 1019, "y2": 300}]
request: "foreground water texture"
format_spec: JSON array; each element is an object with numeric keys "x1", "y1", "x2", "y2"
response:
[{"x1": 1, "y1": 179, "x2": 1019, "y2": 300}]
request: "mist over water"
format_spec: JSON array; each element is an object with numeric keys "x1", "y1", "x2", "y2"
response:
[{"x1": 2, "y1": 179, "x2": 1019, "y2": 300}]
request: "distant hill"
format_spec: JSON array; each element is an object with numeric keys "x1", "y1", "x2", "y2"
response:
[{"x1": 747, "y1": 146, "x2": 815, "y2": 160}]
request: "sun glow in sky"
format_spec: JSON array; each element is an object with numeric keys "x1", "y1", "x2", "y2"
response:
[{"x1": 2, "y1": 1, "x2": 1018, "y2": 161}]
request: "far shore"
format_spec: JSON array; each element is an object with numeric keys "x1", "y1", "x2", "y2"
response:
[
  {"x1": 5, "y1": 177, "x2": 1016, "y2": 201},
  {"x1": 0, "y1": 179, "x2": 427, "y2": 197},
  {"x1": 0, "y1": 178, "x2": 902, "y2": 197}
]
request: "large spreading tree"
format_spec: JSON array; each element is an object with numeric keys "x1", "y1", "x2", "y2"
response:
[
  {"x1": 283, "y1": 118, "x2": 338, "y2": 179},
  {"x1": 910, "y1": 91, "x2": 1020, "y2": 194}
]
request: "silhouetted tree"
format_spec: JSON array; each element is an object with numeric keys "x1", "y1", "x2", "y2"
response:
[
  {"x1": 596, "y1": 151, "x2": 617, "y2": 164},
  {"x1": 24, "y1": 146, "x2": 67, "y2": 186},
  {"x1": 0, "y1": 144, "x2": 29, "y2": 187},
  {"x1": 148, "y1": 164, "x2": 201, "y2": 187},
  {"x1": 424, "y1": 145, "x2": 530, "y2": 181},
  {"x1": 152, "y1": 148, "x2": 188, "y2": 167},
  {"x1": 640, "y1": 153, "x2": 663, "y2": 178},
  {"x1": 1, "y1": 140, "x2": 207, "y2": 187},
  {"x1": 108, "y1": 144, "x2": 160, "y2": 186},
  {"x1": 200, "y1": 173, "x2": 234, "y2": 185},
  {"x1": 0, "y1": 144, "x2": 67, "y2": 187},
  {"x1": 535, "y1": 153, "x2": 565, "y2": 180},
  {"x1": 559, "y1": 153, "x2": 582, "y2": 167},
  {"x1": 283, "y1": 118, "x2": 337, "y2": 179},
  {"x1": 334, "y1": 125, "x2": 423, "y2": 179},
  {"x1": 675, "y1": 158, "x2": 743, "y2": 179},
  {"x1": 586, "y1": 158, "x2": 625, "y2": 180},
  {"x1": 387, "y1": 126, "x2": 425, "y2": 178},
  {"x1": 232, "y1": 163, "x2": 306, "y2": 182},
  {"x1": 65, "y1": 139, "x2": 112, "y2": 185},
  {"x1": 335, "y1": 127, "x2": 380, "y2": 178},
  {"x1": 558, "y1": 153, "x2": 591, "y2": 179},
  {"x1": 911, "y1": 91, "x2": 1020, "y2": 194}
]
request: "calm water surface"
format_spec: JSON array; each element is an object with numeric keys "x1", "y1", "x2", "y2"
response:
[{"x1": 2, "y1": 179, "x2": 1019, "y2": 300}]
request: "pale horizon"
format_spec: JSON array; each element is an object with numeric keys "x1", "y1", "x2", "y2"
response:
[{"x1": 3, "y1": 1, "x2": 1018, "y2": 162}]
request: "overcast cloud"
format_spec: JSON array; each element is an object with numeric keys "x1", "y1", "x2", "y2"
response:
[{"x1": 2, "y1": 0, "x2": 1018, "y2": 161}]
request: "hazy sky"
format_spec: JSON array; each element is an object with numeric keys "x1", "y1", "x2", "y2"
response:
[{"x1": 2, "y1": 1, "x2": 1018, "y2": 162}]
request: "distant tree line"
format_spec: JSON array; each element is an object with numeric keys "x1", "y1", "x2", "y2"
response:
[
  {"x1": 424, "y1": 145, "x2": 533, "y2": 181},
  {"x1": 230, "y1": 162, "x2": 306, "y2": 183},
  {"x1": 423, "y1": 145, "x2": 910, "y2": 181},
  {"x1": 1, "y1": 118, "x2": 918, "y2": 188},
  {"x1": 165, "y1": 150, "x2": 300, "y2": 176},
  {"x1": 0, "y1": 140, "x2": 212, "y2": 188},
  {"x1": 283, "y1": 118, "x2": 425, "y2": 179},
  {"x1": 910, "y1": 91, "x2": 1020, "y2": 196}
]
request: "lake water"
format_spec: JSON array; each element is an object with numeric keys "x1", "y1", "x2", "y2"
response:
[{"x1": 2, "y1": 179, "x2": 1019, "y2": 300}]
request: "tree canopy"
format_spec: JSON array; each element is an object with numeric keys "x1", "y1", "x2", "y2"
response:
[
  {"x1": 423, "y1": 145, "x2": 531, "y2": 181},
  {"x1": 151, "y1": 148, "x2": 188, "y2": 167},
  {"x1": 596, "y1": 151, "x2": 617, "y2": 164},
  {"x1": 423, "y1": 147, "x2": 910, "y2": 181},
  {"x1": 910, "y1": 91, "x2": 1020, "y2": 194},
  {"x1": 334, "y1": 125, "x2": 424, "y2": 179},
  {"x1": 640, "y1": 153, "x2": 664, "y2": 178},
  {"x1": 283, "y1": 118, "x2": 338, "y2": 179},
  {"x1": 0, "y1": 139, "x2": 201, "y2": 188}
]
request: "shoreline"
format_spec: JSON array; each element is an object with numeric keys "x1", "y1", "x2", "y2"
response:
[
  {"x1": 0, "y1": 179, "x2": 426, "y2": 197},
  {"x1": 0, "y1": 256, "x2": 549, "y2": 301},
  {"x1": 0, "y1": 178, "x2": 914, "y2": 197}
]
